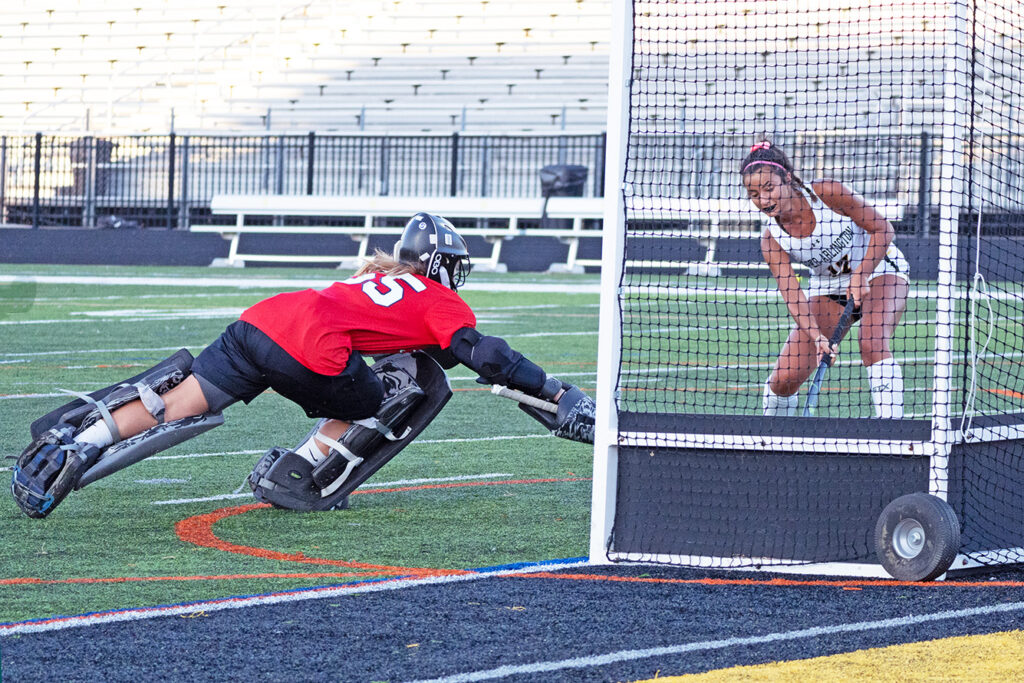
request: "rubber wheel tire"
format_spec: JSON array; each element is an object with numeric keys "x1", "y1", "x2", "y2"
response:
[{"x1": 875, "y1": 493, "x2": 960, "y2": 581}]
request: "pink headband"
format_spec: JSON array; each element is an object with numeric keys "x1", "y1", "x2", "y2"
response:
[{"x1": 742, "y1": 160, "x2": 788, "y2": 175}]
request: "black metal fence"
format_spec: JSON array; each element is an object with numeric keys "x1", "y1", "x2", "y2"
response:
[
  {"x1": 2, "y1": 130, "x2": 1020, "y2": 234},
  {"x1": 0, "y1": 132, "x2": 607, "y2": 229}
]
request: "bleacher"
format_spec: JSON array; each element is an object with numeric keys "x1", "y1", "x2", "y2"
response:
[
  {"x1": 0, "y1": 0, "x2": 612, "y2": 133},
  {"x1": 4, "y1": 1, "x2": 1017, "y2": 140},
  {"x1": 4, "y1": 0, "x2": 1020, "y2": 235}
]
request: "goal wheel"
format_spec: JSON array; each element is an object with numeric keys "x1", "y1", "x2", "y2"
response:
[{"x1": 874, "y1": 493, "x2": 960, "y2": 581}]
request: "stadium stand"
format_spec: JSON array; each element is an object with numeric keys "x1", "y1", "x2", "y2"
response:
[{"x1": 0, "y1": 0, "x2": 612, "y2": 133}]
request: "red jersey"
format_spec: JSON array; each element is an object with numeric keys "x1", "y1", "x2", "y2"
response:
[{"x1": 240, "y1": 272, "x2": 476, "y2": 375}]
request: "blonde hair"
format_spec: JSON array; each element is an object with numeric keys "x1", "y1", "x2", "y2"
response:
[{"x1": 354, "y1": 249, "x2": 426, "y2": 278}]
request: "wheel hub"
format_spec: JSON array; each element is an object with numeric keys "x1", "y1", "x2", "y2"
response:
[{"x1": 893, "y1": 518, "x2": 926, "y2": 559}]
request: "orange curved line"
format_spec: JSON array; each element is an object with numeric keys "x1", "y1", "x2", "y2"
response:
[
  {"x1": 0, "y1": 477, "x2": 588, "y2": 588},
  {"x1": 174, "y1": 478, "x2": 586, "y2": 575},
  {"x1": 174, "y1": 503, "x2": 465, "y2": 576}
]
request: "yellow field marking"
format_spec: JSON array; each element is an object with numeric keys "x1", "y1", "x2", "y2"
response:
[{"x1": 632, "y1": 630, "x2": 1024, "y2": 682}]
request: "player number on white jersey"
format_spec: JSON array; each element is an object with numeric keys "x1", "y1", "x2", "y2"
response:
[{"x1": 827, "y1": 254, "x2": 852, "y2": 276}]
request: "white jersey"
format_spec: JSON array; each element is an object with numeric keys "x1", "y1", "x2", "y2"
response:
[{"x1": 766, "y1": 197, "x2": 908, "y2": 297}]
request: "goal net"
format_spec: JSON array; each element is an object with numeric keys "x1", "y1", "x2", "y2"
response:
[{"x1": 592, "y1": 0, "x2": 1024, "y2": 577}]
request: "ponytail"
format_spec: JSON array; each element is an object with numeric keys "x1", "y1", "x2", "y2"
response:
[{"x1": 739, "y1": 139, "x2": 819, "y2": 203}]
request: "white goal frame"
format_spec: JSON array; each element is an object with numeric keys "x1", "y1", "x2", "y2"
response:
[{"x1": 588, "y1": 0, "x2": 1019, "y2": 578}]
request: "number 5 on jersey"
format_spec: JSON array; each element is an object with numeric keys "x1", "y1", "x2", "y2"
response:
[{"x1": 344, "y1": 273, "x2": 427, "y2": 307}]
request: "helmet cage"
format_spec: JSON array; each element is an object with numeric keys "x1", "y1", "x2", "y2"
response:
[
  {"x1": 395, "y1": 212, "x2": 470, "y2": 290},
  {"x1": 428, "y1": 251, "x2": 471, "y2": 290}
]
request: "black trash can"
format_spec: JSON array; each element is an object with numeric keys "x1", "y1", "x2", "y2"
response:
[{"x1": 539, "y1": 164, "x2": 588, "y2": 228}]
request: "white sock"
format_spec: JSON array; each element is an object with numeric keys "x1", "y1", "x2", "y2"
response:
[
  {"x1": 867, "y1": 356, "x2": 904, "y2": 419},
  {"x1": 76, "y1": 420, "x2": 114, "y2": 449},
  {"x1": 295, "y1": 433, "x2": 328, "y2": 465},
  {"x1": 763, "y1": 382, "x2": 798, "y2": 416}
]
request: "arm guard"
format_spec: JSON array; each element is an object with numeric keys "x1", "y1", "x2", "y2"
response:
[{"x1": 449, "y1": 327, "x2": 561, "y2": 399}]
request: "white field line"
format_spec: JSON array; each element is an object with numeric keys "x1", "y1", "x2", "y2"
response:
[
  {"x1": 26, "y1": 294, "x2": 595, "y2": 311},
  {"x1": 29, "y1": 292, "x2": 262, "y2": 302},
  {"x1": 151, "y1": 472, "x2": 517, "y2": 506},
  {"x1": 2, "y1": 311, "x2": 577, "y2": 326},
  {"x1": 143, "y1": 434, "x2": 552, "y2": 463},
  {"x1": 617, "y1": 348, "x2": 1024, "y2": 380},
  {"x1": 0, "y1": 434, "x2": 554, "y2": 473},
  {"x1": 5, "y1": 313, "x2": 241, "y2": 325},
  {"x1": 621, "y1": 285, "x2": 1022, "y2": 302},
  {"x1": 147, "y1": 449, "x2": 263, "y2": 461},
  {"x1": 0, "y1": 373, "x2": 596, "y2": 399},
  {"x1": 71, "y1": 308, "x2": 245, "y2": 319},
  {"x1": 405, "y1": 601, "x2": 1024, "y2": 683},
  {"x1": 0, "y1": 274, "x2": 601, "y2": 294},
  {"x1": 0, "y1": 318, "x2": 193, "y2": 326},
  {"x1": 0, "y1": 345, "x2": 190, "y2": 358},
  {"x1": 4, "y1": 562, "x2": 1021, "y2": 657},
  {"x1": 0, "y1": 560, "x2": 590, "y2": 636},
  {"x1": 0, "y1": 310, "x2": 995, "y2": 357}
]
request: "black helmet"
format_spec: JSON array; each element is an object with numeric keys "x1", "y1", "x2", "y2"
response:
[{"x1": 393, "y1": 212, "x2": 471, "y2": 290}]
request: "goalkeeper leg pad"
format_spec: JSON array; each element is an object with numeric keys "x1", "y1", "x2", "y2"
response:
[
  {"x1": 76, "y1": 412, "x2": 224, "y2": 488},
  {"x1": 249, "y1": 351, "x2": 452, "y2": 512},
  {"x1": 30, "y1": 348, "x2": 196, "y2": 440}
]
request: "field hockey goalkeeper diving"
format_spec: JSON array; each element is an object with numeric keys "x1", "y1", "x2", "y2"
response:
[{"x1": 10, "y1": 212, "x2": 595, "y2": 519}]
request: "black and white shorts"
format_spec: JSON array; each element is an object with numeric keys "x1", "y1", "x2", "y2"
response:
[{"x1": 192, "y1": 320, "x2": 384, "y2": 420}]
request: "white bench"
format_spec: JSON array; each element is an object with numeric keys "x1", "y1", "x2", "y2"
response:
[
  {"x1": 195, "y1": 194, "x2": 901, "y2": 274},
  {"x1": 196, "y1": 194, "x2": 606, "y2": 272}
]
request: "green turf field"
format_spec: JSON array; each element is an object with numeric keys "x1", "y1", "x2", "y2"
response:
[
  {"x1": 0, "y1": 265, "x2": 599, "y2": 623},
  {"x1": 2, "y1": 264, "x2": 1020, "y2": 625},
  {"x1": 617, "y1": 277, "x2": 1024, "y2": 419}
]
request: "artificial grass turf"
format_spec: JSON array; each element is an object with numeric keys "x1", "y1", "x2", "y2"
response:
[{"x1": 0, "y1": 267, "x2": 598, "y2": 623}]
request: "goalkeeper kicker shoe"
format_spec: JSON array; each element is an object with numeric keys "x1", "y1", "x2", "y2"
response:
[{"x1": 11, "y1": 424, "x2": 101, "y2": 519}]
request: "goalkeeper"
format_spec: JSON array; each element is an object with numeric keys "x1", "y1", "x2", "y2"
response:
[
  {"x1": 740, "y1": 140, "x2": 910, "y2": 418},
  {"x1": 11, "y1": 212, "x2": 595, "y2": 518}
]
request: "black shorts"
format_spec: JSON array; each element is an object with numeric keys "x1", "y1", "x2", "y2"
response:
[
  {"x1": 826, "y1": 294, "x2": 864, "y2": 324},
  {"x1": 192, "y1": 320, "x2": 384, "y2": 420}
]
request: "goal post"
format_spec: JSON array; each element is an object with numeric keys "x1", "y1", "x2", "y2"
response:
[
  {"x1": 593, "y1": 0, "x2": 1024, "y2": 579},
  {"x1": 590, "y1": 0, "x2": 633, "y2": 563}
]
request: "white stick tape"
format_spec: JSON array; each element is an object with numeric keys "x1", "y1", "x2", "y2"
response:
[{"x1": 490, "y1": 385, "x2": 558, "y2": 414}]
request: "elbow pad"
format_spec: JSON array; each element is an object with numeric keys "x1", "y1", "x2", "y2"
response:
[{"x1": 449, "y1": 327, "x2": 555, "y2": 396}]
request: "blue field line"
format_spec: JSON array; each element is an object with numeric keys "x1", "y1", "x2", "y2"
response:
[
  {"x1": 465, "y1": 556, "x2": 589, "y2": 574},
  {"x1": 0, "y1": 556, "x2": 590, "y2": 634}
]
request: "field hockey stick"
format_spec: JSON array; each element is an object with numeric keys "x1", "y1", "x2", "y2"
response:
[
  {"x1": 490, "y1": 384, "x2": 559, "y2": 414},
  {"x1": 802, "y1": 298, "x2": 858, "y2": 417}
]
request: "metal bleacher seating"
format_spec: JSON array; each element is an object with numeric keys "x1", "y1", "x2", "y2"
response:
[{"x1": 0, "y1": 0, "x2": 612, "y2": 133}]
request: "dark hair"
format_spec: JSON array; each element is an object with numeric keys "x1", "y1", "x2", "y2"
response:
[{"x1": 739, "y1": 139, "x2": 818, "y2": 203}]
